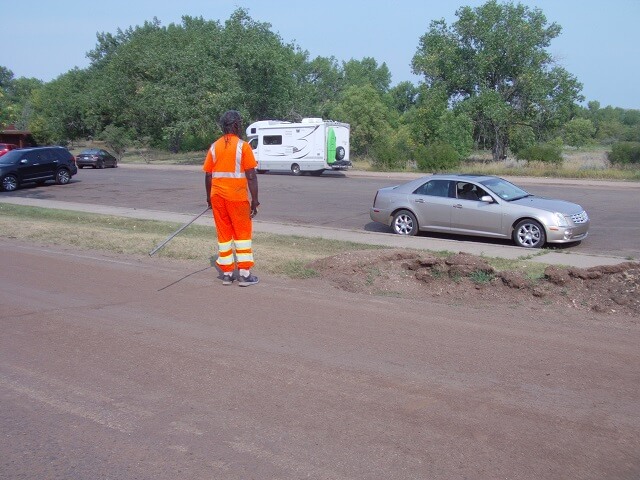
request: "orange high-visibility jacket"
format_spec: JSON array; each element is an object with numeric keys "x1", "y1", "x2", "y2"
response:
[{"x1": 202, "y1": 134, "x2": 257, "y2": 201}]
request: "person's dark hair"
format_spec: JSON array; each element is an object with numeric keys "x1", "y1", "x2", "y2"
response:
[{"x1": 220, "y1": 110, "x2": 242, "y2": 137}]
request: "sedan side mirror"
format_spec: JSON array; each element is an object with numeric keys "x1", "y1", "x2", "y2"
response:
[{"x1": 479, "y1": 195, "x2": 494, "y2": 203}]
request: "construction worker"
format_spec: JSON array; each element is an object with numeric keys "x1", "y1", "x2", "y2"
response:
[{"x1": 203, "y1": 110, "x2": 260, "y2": 286}]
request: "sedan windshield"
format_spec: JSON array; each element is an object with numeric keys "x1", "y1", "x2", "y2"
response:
[{"x1": 480, "y1": 177, "x2": 530, "y2": 201}]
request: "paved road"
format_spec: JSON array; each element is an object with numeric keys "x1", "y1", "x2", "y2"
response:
[
  {"x1": 1, "y1": 239, "x2": 639, "y2": 479},
  {"x1": 2, "y1": 165, "x2": 639, "y2": 258}
]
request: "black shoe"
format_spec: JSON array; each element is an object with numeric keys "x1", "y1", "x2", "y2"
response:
[
  {"x1": 238, "y1": 273, "x2": 259, "y2": 287},
  {"x1": 222, "y1": 273, "x2": 234, "y2": 285}
]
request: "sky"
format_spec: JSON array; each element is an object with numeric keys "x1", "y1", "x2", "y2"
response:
[{"x1": 3, "y1": 0, "x2": 639, "y2": 110}]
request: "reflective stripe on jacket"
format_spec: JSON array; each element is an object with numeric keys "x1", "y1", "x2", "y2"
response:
[{"x1": 203, "y1": 134, "x2": 257, "y2": 202}]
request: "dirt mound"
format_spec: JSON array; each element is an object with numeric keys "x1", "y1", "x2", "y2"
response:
[{"x1": 309, "y1": 249, "x2": 640, "y2": 317}]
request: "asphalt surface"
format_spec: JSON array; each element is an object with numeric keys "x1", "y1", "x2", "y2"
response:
[
  {"x1": 0, "y1": 183, "x2": 631, "y2": 268},
  {"x1": 1, "y1": 239, "x2": 639, "y2": 479}
]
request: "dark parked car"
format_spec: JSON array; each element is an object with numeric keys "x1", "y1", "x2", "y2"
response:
[
  {"x1": 0, "y1": 146, "x2": 78, "y2": 192},
  {"x1": 0, "y1": 143, "x2": 18, "y2": 157},
  {"x1": 76, "y1": 148, "x2": 118, "y2": 169}
]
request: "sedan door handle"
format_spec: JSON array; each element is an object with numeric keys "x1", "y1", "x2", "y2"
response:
[
  {"x1": 414, "y1": 199, "x2": 425, "y2": 203},
  {"x1": 453, "y1": 204, "x2": 463, "y2": 209}
]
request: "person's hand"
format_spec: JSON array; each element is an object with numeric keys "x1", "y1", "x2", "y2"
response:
[
  {"x1": 206, "y1": 198, "x2": 211, "y2": 208},
  {"x1": 250, "y1": 201, "x2": 260, "y2": 218}
]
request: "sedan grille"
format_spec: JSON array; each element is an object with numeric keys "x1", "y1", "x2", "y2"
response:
[{"x1": 571, "y1": 211, "x2": 589, "y2": 224}]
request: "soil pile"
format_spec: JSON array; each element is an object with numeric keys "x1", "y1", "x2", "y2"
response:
[{"x1": 309, "y1": 250, "x2": 640, "y2": 317}]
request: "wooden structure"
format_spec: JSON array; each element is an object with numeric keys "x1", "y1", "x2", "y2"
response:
[{"x1": 0, "y1": 124, "x2": 37, "y2": 147}]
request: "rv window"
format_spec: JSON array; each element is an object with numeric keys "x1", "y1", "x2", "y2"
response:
[
  {"x1": 249, "y1": 138, "x2": 258, "y2": 149},
  {"x1": 263, "y1": 135, "x2": 282, "y2": 145}
]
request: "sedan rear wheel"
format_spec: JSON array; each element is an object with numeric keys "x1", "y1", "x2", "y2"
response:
[
  {"x1": 513, "y1": 219, "x2": 546, "y2": 248},
  {"x1": 1, "y1": 174, "x2": 18, "y2": 192},
  {"x1": 392, "y1": 210, "x2": 418, "y2": 236}
]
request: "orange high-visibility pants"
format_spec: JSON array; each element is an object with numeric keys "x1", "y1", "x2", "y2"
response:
[{"x1": 211, "y1": 195, "x2": 254, "y2": 273}]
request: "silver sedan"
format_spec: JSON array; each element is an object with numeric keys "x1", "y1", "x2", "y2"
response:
[{"x1": 369, "y1": 174, "x2": 589, "y2": 248}]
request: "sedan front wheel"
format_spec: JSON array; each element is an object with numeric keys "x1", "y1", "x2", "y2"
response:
[
  {"x1": 392, "y1": 210, "x2": 418, "y2": 236},
  {"x1": 513, "y1": 219, "x2": 546, "y2": 248}
]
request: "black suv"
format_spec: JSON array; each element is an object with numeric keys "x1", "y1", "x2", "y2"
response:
[{"x1": 0, "y1": 146, "x2": 78, "y2": 192}]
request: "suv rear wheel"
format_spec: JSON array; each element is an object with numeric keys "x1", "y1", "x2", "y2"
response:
[{"x1": 55, "y1": 168, "x2": 71, "y2": 185}]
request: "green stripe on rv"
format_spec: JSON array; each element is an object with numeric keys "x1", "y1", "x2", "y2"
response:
[{"x1": 327, "y1": 127, "x2": 336, "y2": 164}]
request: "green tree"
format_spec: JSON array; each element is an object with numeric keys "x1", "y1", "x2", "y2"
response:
[
  {"x1": 77, "y1": 9, "x2": 312, "y2": 150},
  {"x1": 407, "y1": 84, "x2": 448, "y2": 146},
  {"x1": 330, "y1": 85, "x2": 396, "y2": 157},
  {"x1": 411, "y1": 0, "x2": 583, "y2": 161},
  {"x1": 101, "y1": 124, "x2": 130, "y2": 159},
  {"x1": 342, "y1": 57, "x2": 391, "y2": 94},
  {"x1": 293, "y1": 55, "x2": 343, "y2": 119},
  {"x1": 436, "y1": 110, "x2": 473, "y2": 158},
  {"x1": 386, "y1": 81, "x2": 419, "y2": 115},
  {"x1": 405, "y1": 83, "x2": 473, "y2": 160},
  {"x1": 3, "y1": 76, "x2": 44, "y2": 130},
  {"x1": 29, "y1": 68, "x2": 91, "y2": 144},
  {"x1": 563, "y1": 117, "x2": 595, "y2": 148},
  {"x1": 0, "y1": 66, "x2": 15, "y2": 128}
]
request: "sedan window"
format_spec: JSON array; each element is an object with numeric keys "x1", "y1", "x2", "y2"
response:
[{"x1": 413, "y1": 180, "x2": 452, "y2": 197}]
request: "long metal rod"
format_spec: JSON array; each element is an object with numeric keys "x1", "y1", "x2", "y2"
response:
[{"x1": 148, "y1": 206, "x2": 211, "y2": 256}]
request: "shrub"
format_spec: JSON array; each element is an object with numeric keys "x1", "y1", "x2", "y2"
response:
[
  {"x1": 180, "y1": 134, "x2": 211, "y2": 152},
  {"x1": 516, "y1": 141, "x2": 562, "y2": 164},
  {"x1": 608, "y1": 142, "x2": 640, "y2": 165},
  {"x1": 416, "y1": 142, "x2": 460, "y2": 172},
  {"x1": 370, "y1": 138, "x2": 409, "y2": 171}
]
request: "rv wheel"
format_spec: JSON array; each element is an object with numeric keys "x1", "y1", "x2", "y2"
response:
[
  {"x1": 335, "y1": 146, "x2": 345, "y2": 160},
  {"x1": 291, "y1": 163, "x2": 302, "y2": 176}
]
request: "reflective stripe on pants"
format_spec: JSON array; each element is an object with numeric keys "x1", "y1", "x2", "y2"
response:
[{"x1": 211, "y1": 195, "x2": 254, "y2": 273}]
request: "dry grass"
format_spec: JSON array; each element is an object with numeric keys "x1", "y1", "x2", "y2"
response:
[
  {"x1": 352, "y1": 147, "x2": 640, "y2": 180},
  {"x1": 0, "y1": 204, "x2": 381, "y2": 278}
]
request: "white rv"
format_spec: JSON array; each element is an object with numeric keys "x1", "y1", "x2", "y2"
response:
[{"x1": 246, "y1": 118, "x2": 350, "y2": 175}]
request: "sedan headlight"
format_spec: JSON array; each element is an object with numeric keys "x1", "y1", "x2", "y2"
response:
[{"x1": 553, "y1": 212, "x2": 569, "y2": 227}]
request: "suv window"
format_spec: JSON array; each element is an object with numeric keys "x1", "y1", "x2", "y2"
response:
[
  {"x1": 39, "y1": 149, "x2": 59, "y2": 163},
  {"x1": 23, "y1": 151, "x2": 44, "y2": 163},
  {"x1": 0, "y1": 150, "x2": 22, "y2": 165},
  {"x1": 51, "y1": 148, "x2": 71, "y2": 162}
]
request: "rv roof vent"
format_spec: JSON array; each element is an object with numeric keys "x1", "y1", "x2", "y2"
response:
[{"x1": 301, "y1": 118, "x2": 323, "y2": 124}]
